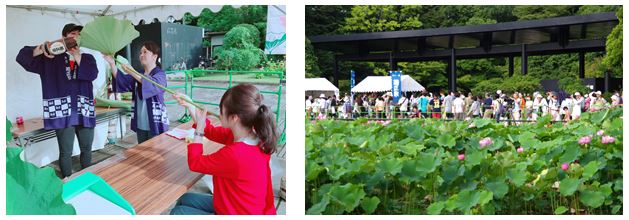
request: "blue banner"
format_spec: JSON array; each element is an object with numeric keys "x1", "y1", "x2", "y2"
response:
[
  {"x1": 351, "y1": 70, "x2": 355, "y2": 101},
  {"x1": 350, "y1": 70, "x2": 355, "y2": 89},
  {"x1": 390, "y1": 71, "x2": 402, "y2": 103}
]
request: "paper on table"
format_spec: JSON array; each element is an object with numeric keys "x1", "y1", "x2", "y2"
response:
[
  {"x1": 166, "y1": 128, "x2": 194, "y2": 140},
  {"x1": 66, "y1": 190, "x2": 131, "y2": 215}
]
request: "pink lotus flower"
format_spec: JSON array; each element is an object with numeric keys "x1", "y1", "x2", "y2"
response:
[
  {"x1": 561, "y1": 163, "x2": 570, "y2": 171},
  {"x1": 381, "y1": 120, "x2": 391, "y2": 126},
  {"x1": 517, "y1": 147, "x2": 524, "y2": 154},
  {"x1": 601, "y1": 135, "x2": 616, "y2": 144},
  {"x1": 479, "y1": 137, "x2": 493, "y2": 149},
  {"x1": 458, "y1": 154, "x2": 465, "y2": 161},
  {"x1": 578, "y1": 136, "x2": 592, "y2": 145},
  {"x1": 597, "y1": 130, "x2": 605, "y2": 136}
]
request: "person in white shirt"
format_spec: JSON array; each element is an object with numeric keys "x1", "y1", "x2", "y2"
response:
[
  {"x1": 314, "y1": 94, "x2": 326, "y2": 117},
  {"x1": 492, "y1": 95, "x2": 501, "y2": 120},
  {"x1": 539, "y1": 95, "x2": 549, "y2": 116},
  {"x1": 525, "y1": 95, "x2": 533, "y2": 120},
  {"x1": 468, "y1": 96, "x2": 481, "y2": 118},
  {"x1": 398, "y1": 95, "x2": 409, "y2": 118},
  {"x1": 511, "y1": 93, "x2": 522, "y2": 123},
  {"x1": 560, "y1": 95, "x2": 573, "y2": 121},
  {"x1": 572, "y1": 92, "x2": 584, "y2": 120},
  {"x1": 548, "y1": 94, "x2": 560, "y2": 121},
  {"x1": 452, "y1": 93, "x2": 465, "y2": 120}
]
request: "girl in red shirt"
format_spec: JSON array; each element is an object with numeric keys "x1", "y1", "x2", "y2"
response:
[{"x1": 171, "y1": 84, "x2": 278, "y2": 215}]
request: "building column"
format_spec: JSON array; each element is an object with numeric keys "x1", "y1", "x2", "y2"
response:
[
  {"x1": 579, "y1": 52, "x2": 586, "y2": 79},
  {"x1": 449, "y1": 48, "x2": 457, "y2": 92},
  {"x1": 521, "y1": 44, "x2": 528, "y2": 75}
]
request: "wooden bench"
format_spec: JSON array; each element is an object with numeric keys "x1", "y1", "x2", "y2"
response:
[{"x1": 66, "y1": 119, "x2": 224, "y2": 215}]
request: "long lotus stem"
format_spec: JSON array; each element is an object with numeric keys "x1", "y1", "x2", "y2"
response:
[{"x1": 118, "y1": 63, "x2": 219, "y2": 118}]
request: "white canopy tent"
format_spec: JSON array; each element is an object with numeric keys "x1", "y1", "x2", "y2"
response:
[
  {"x1": 5, "y1": 5, "x2": 236, "y2": 166},
  {"x1": 351, "y1": 75, "x2": 425, "y2": 93},
  {"x1": 304, "y1": 78, "x2": 339, "y2": 98}
]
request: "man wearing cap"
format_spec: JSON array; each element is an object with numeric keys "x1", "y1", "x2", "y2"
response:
[{"x1": 15, "y1": 23, "x2": 99, "y2": 178}]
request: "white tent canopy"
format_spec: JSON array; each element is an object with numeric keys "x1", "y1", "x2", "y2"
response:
[
  {"x1": 7, "y1": 5, "x2": 241, "y2": 25},
  {"x1": 351, "y1": 75, "x2": 425, "y2": 93},
  {"x1": 304, "y1": 78, "x2": 339, "y2": 98}
]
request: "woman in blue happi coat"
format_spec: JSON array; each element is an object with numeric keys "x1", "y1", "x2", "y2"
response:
[{"x1": 103, "y1": 41, "x2": 168, "y2": 143}]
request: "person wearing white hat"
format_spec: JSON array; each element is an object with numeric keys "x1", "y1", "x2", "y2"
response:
[
  {"x1": 611, "y1": 94, "x2": 620, "y2": 107},
  {"x1": 312, "y1": 94, "x2": 324, "y2": 116},
  {"x1": 531, "y1": 94, "x2": 547, "y2": 120}
]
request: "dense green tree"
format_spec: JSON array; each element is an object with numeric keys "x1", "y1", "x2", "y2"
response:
[
  {"x1": 305, "y1": 5, "x2": 353, "y2": 36},
  {"x1": 398, "y1": 61, "x2": 448, "y2": 92},
  {"x1": 305, "y1": 38, "x2": 321, "y2": 78},
  {"x1": 214, "y1": 25, "x2": 265, "y2": 70},
  {"x1": 194, "y1": 6, "x2": 267, "y2": 48},
  {"x1": 577, "y1": 5, "x2": 621, "y2": 15},
  {"x1": 603, "y1": 7, "x2": 623, "y2": 77},
  {"x1": 512, "y1": 6, "x2": 579, "y2": 20},
  {"x1": 340, "y1": 5, "x2": 424, "y2": 33}
]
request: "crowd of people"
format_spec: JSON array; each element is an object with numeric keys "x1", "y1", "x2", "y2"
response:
[{"x1": 306, "y1": 90, "x2": 623, "y2": 123}]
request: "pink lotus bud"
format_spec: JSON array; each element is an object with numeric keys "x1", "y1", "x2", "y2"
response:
[
  {"x1": 561, "y1": 163, "x2": 569, "y2": 171},
  {"x1": 517, "y1": 147, "x2": 524, "y2": 153},
  {"x1": 597, "y1": 130, "x2": 605, "y2": 136},
  {"x1": 578, "y1": 136, "x2": 592, "y2": 145},
  {"x1": 601, "y1": 135, "x2": 616, "y2": 144},
  {"x1": 479, "y1": 137, "x2": 493, "y2": 149},
  {"x1": 458, "y1": 154, "x2": 465, "y2": 161}
]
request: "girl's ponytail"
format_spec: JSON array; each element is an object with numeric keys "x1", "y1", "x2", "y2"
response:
[{"x1": 254, "y1": 105, "x2": 278, "y2": 154}]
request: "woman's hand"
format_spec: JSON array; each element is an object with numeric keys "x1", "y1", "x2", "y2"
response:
[
  {"x1": 102, "y1": 54, "x2": 118, "y2": 76},
  {"x1": 191, "y1": 107, "x2": 208, "y2": 144},
  {"x1": 194, "y1": 107, "x2": 208, "y2": 133},
  {"x1": 173, "y1": 93, "x2": 197, "y2": 123}
]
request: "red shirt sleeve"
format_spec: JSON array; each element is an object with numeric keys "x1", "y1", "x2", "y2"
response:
[
  {"x1": 187, "y1": 143, "x2": 238, "y2": 178},
  {"x1": 192, "y1": 118, "x2": 234, "y2": 145},
  {"x1": 263, "y1": 161, "x2": 277, "y2": 214}
]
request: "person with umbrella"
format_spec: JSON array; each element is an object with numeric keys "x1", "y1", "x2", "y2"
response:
[{"x1": 15, "y1": 23, "x2": 99, "y2": 178}]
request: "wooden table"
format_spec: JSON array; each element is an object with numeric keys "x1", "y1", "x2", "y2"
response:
[
  {"x1": 11, "y1": 107, "x2": 129, "y2": 147},
  {"x1": 67, "y1": 119, "x2": 224, "y2": 215}
]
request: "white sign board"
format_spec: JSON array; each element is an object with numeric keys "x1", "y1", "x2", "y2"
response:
[{"x1": 264, "y1": 5, "x2": 286, "y2": 55}]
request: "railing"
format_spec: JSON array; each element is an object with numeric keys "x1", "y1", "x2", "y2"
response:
[
  {"x1": 165, "y1": 69, "x2": 286, "y2": 158},
  {"x1": 165, "y1": 69, "x2": 285, "y2": 124},
  {"x1": 306, "y1": 108, "x2": 574, "y2": 125}
]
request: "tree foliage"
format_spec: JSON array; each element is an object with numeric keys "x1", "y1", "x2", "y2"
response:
[
  {"x1": 306, "y1": 38, "x2": 321, "y2": 78},
  {"x1": 603, "y1": 7, "x2": 623, "y2": 75},
  {"x1": 214, "y1": 25, "x2": 265, "y2": 70},
  {"x1": 306, "y1": 5, "x2": 622, "y2": 94},
  {"x1": 341, "y1": 6, "x2": 424, "y2": 33}
]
